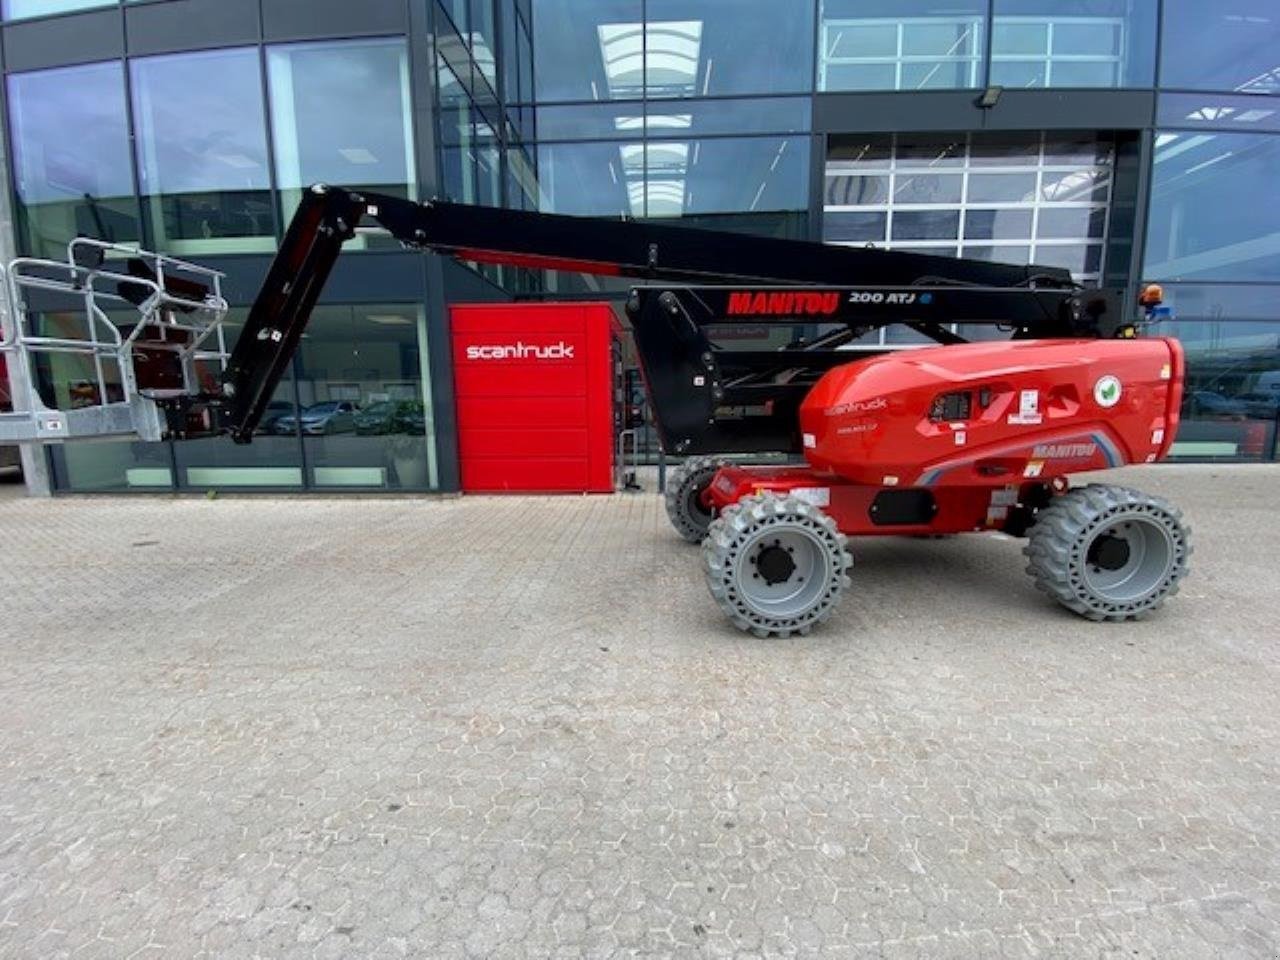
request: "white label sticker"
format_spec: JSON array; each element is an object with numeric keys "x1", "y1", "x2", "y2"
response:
[
  {"x1": 693, "y1": 375, "x2": 706, "y2": 387},
  {"x1": 792, "y1": 486, "x2": 831, "y2": 507},
  {"x1": 1007, "y1": 413, "x2": 1043, "y2": 426},
  {"x1": 1152, "y1": 428, "x2": 1165, "y2": 444},
  {"x1": 954, "y1": 431, "x2": 967, "y2": 446},
  {"x1": 1160, "y1": 364, "x2": 1172, "y2": 380},
  {"x1": 802, "y1": 432, "x2": 816, "y2": 449},
  {"x1": 990, "y1": 487, "x2": 1019, "y2": 507},
  {"x1": 1024, "y1": 460, "x2": 1045, "y2": 478},
  {"x1": 883, "y1": 475, "x2": 900, "y2": 486},
  {"x1": 1020, "y1": 390, "x2": 1040, "y2": 418}
]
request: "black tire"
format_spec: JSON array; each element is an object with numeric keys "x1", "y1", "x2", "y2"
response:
[
  {"x1": 664, "y1": 456, "x2": 730, "y2": 543},
  {"x1": 702, "y1": 493, "x2": 853, "y2": 638},
  {"x1": 1024, "y1": 484, "x2": 1191, "y2": 622}
]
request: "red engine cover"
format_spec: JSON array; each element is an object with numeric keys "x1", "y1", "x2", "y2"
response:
[{"x1": 799, "y1": 338, "x2": 1185, "y2": 487}]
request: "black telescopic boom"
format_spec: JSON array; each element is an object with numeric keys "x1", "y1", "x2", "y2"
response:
[{"x1": 211, "y1": 184, "x2": 1091, "y2": 444}]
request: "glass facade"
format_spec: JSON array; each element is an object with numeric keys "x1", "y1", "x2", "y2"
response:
[
  {"x1": 2, "y1": 0, "x2": 1279, "y2": 486},
  {"x1": 48, "y1": 305, "x2": 437, "y2": 492},
  {"x1": 267, "y1": 38, "x2": 417, "y2": 230},
  {"x1": 825, "y1": 132, "x2": 1114, "y2": 281},
  {"x1": 131, "y1": 48, "x2": 274, "y2": 255},
  {"x1": 7, "y1": 61, "x2": 137, "y2": 258}
]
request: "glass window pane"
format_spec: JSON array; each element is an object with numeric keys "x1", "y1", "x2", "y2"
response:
[
  {"x1": 670, "y1": 137, "x2": 809, "y2": 218},
  {"x1": 828, "y1": 22, "x2": 896, "y2": 58},
  {"x1": 901, "y1": 61, "x2": 977, "y2": 89},
  {"x1": 131, "y1": 48, "x2": 273, "y2": 255},
  {"x1": 468, "y1": 0, "x2": 497, "y2": 87},
  {"x1": 7, "y1": 62, "x2": 138, "y2": 259},
  {"x1": 990, "y1": 60, "x2": 1048, "y2": 88},
  {"x1": 994, "y1": 0, "x2": 1157, "y2": 88},
  {"x1": 992, "y1": 21, "x2": 1046, "y2": 55},
  {"x1": 893, "y1": 173, "x2": 962, "y2": 205},
  {"x1": 824, "y1": 211, "x2": 887, "y2": 242},
  {"x1": 535, "y1": 141, "x2": 639, "y2": 216},
  {"x1": 294, "y1": 305, "x2": 436, "y2": 491},
  {"x1": 1161, "y1": 0, "x2": 1280, "y2": 93},
  {"x1": 825, "y1": 174, "x2": 890, "y2": 206},
  {"x1": 1160, "y1": 285, "x2": 1280, "y2": 461},
  {"x1": 2, "y1": 0, "x2": 112, "y2": 18},
  {"x1": 1033, "y1": 243, "x2": 1101, "y2": 274},
  {"x1": 1052, "y1": 21, "x2": 1120, "y2": 56},
  {"x1": 892, "y1": 210, "x2": 960, "y2": 241},
  {"x1": 1039, "y1": 168, "x2": 1110, "y2": 202},
  {"x1": 828, "y1": 134, "x2": 893, "y2": 168},
  {"x1": 530, "y1": 0, "x2": 642, "y2": 101},
  {"x1": 1037, "y1": 207, "x2": 1107, "y2": 239},
  {"x1": 1146, "y1": 131, "x2": 1280, "y2": 282},
  {"x1": 902, "y1": 20, "x2": 978, "y2": 56},
  {"x1": 964, "y1": 209, "x2": 1033, "y2": 240},
  {"x1": 645, "y1": 0, "x2": 814, "y2": 98},
  {"x1": 895, "y1": 135, "x2": 966, "y2": 167},
  {"x1": 268, "y1": 38, "x2": 415, "y2": 245},
  {"x1": 970, "y1": 133, "x2": 1040, "y2": 166},
  {"x1": 819, "y1": 0, "x2": 986, "y2": 92},
  {"x1": 962, "y1": 244, "x2": 1032, "y2": 264},
  {"x1": 173, "y1": 310, "x2": 306, "y2": 491},
  {"x1": 968, "y1": 172, "x2": 1037, "y2": 202}
]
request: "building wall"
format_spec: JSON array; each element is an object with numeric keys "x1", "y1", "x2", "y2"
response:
[{"x1": 1, "y1": 0, "x2": 1277, "y2": 493}]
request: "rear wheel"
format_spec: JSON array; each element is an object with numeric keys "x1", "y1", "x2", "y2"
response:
[
  {"x1": 702, "y1": 493, "x2": 853, "y2": 638},
  {"x1": 665, "y1": 456, "x2": 730, "y2": 543},
  {"x1": 1024, "y1": 484, "x2": 1191, "y2": 621}
]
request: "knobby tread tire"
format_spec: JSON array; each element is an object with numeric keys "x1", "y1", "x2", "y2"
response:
[
  {"x1": 664, "y1": 456, "x2": 731, "y2": 543},
  {"x1": 701, "y1": 493, "x2": 853, "y2": 638},
  {"x1": 1023, "y1": 483, "x2": 1191, "y2": 622}
]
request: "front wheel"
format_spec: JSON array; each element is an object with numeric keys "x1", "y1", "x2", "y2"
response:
[
  {"x1": 702, "y1": 493, "x2": 853, "y2": 638},
  {"x1": 1024, "y1": 484, "x2": 1191, "y2": 621}
]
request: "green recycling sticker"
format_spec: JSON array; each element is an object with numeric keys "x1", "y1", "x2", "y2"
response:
[{"x1": 1094, "y1": 375, "x2": 1122, "y2": 408}]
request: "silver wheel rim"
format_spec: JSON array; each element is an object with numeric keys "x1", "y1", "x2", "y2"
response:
[
  {"x1": 1082, "y1": 516, "x2": 1175, "y2": 603},
  {"x1": 732, "y1": 527, "x2": 832, "y2": 620}
]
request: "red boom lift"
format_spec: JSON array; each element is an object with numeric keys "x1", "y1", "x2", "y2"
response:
[{"x1": 3, "y1": 186, "x2": 1189, "y2": 637}]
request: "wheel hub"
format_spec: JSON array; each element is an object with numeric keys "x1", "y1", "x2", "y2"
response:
[
  {"x1": 1088, "y1": 532, "x2": 1131, "y2": 571},
  {"x1": 753, "y1": 542, "x2": 796, "y2": 585}
]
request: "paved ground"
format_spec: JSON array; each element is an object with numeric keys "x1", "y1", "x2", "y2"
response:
[{"x1": 0, "y1": 465, "x2": 1277, "y2": 959}]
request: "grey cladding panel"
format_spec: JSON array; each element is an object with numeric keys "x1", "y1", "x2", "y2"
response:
[
  {"x1": 126, "y1": 0, "x2": 260, "y2": 56},
  {"x1": 262, "y1": 0, "x2": 407, "y2": 41},
  {"x1": 3, "y1": 9, "x2": 122, "y2": 72}
]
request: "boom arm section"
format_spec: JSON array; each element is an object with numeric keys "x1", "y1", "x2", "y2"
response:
[{"x1": 180, "y1": 184, "x2": 1117, "y2": 445}]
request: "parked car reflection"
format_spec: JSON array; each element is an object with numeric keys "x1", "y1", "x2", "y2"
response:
[
  {"x1": 354, "y1": 400, "x2": 422, "y2": 435},
  {"x1": 276, "y1": 401, "x2": 358, "y2": 436}
]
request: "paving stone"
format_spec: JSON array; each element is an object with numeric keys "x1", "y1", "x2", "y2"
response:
[{"x1": 0, "y1": 466, "x2": 1277, "y2": 958}]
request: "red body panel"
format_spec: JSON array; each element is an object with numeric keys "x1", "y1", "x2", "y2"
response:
[
  {"x1": 451, "y1": 302, "x2": 620, "y2": 494},
  {"x1": 799, "y1": 338, "x2": 1184, "y2": 488},
  {"x1": 704, "y1": 338, "x2": 1186, "y2": 537}
]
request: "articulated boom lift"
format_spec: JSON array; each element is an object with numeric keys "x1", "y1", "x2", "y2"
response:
[{"x1": 1, "y1": 185, "x2": 1189, "y2": 637}]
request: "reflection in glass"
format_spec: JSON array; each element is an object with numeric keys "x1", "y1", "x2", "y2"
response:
[
  {"x1": 131, "y1": 48, "x2": 274, "y2": 254},
  {"x1": 268, "y1": 38, "x2": 415, "y2": 242},
  {"x1": 824, "y1": 132, "x2": 1115, "y2": 283},
  {"x1": 1145, "y1": 132, "x2": 1280, "y2": 282},
  {"x1": 819, "y1": 0, "x2": 985, "y2": 91},
  {"x1": 294, "y1": 306, "x2": 435, "y2": 490},
  {"x1": 1160, "y1": 285, "x2": 1280, "y2": 461},
  {"x1": 1161, "y1": 0, "x2": 1280, "y2": 94},
  {"x1": 991, "y1": 0, "x2": 1157, "y2": 89},
  {"x1": 7, "y1": 62, "x2": 137, "y2": 258},
  {"x1": 2, "y1": 0, "x2": 112, "y2": 18}
]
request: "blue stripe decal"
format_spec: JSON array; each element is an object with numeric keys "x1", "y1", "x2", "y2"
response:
[
  {"x1": 919, "y1": 468, "x2": 946, "y2": 486},
  {"x1": 1090, "y1": 432, "x2": 1123, "y2": 467}
]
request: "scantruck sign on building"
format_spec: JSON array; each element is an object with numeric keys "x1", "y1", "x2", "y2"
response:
[{"x1": 450, "y1": 303, "x2": 620, "y2": 494}]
